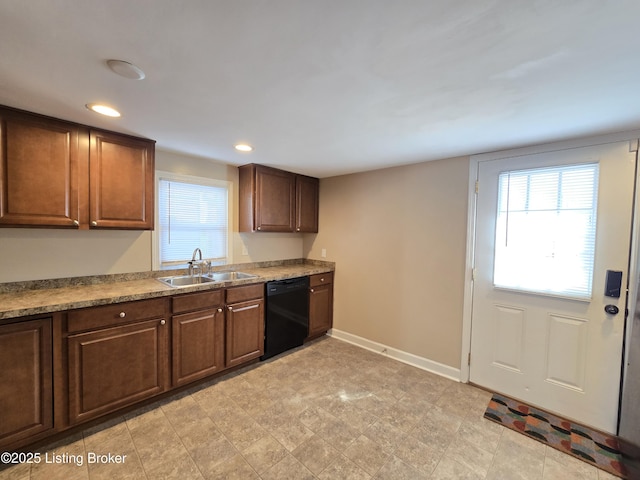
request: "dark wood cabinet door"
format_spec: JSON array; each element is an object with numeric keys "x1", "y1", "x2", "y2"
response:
[
  {"x1": 89, "y1": 130, "x2": 154, "y2": 230},
  {"x1": 309, "y1": 273, "x2": 333, "y2": 338},
  {"x1": 239, "y1": 163, "x2": 320, "y2": 233},
  {"x1": 0, "y1": 318, "x2": 53, "y2": 446},
  {"x1": 67, "y1": 318, "x2": 168, "y2": 425},
  {"x1": 254, "y1": 165, "x2": 295, "y2": 232},
  {"x1": 0, "y1": 109, "x2": 83, "y2": 227},
  {"x1": 172, "y1": 308, "x2": 225, "y2": 386},
  {"x1": 226, "y1": 298, "x2": 264, "y2": 367},
  {"x1": 309, "y1": 284, "x2": 333, "y2": 337},
  {"x1": 295, "y1": 175, "x2": 319, "y2": 233}
]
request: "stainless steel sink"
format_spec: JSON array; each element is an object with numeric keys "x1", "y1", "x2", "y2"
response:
[
  {"x1": 157, "y1": 271, "x2": 258, "y2": 287},
  {"x1": 206, "y1": 271, "x2": 258, "y2": 281},
  {"x1": 157, "y1": 275, "x2": 217, "y2": 287}
]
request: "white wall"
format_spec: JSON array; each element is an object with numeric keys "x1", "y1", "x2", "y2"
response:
[
  {"x1": 304, "y1": 156, "x2": 470, "y2": 369},
  {"x1": 0, "y1": 229, "x2": 152, "y2": 282}
]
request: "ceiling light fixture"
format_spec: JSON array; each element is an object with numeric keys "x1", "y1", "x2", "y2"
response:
[
  {"x1": 106, "y1": 59, "x2": 146, "y2": 80},
  {"x1": 235, "y1": 144, "x2": 253, "y2": 152},
  {"x1": 85, "y1": 103, "x2": 121, "y2": 117}
]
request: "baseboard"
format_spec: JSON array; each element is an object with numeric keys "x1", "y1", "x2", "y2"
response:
[{"x1": 328, "y1": 328, "x2": 461, "y2": 382}]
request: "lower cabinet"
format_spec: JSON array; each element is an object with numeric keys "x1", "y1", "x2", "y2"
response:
[
  {"x1": 0, "y1": 318, "x2": 53, "y2": 446},
  {"x1": 226, "y1": 284, "x2": 265, "y2": 368},
  {"x1": 308, "y1": 272, "x2": 334, "y2": 338},
  {"x1": 2, "y1": 275, "x2": 332, "y2": 450},
  {"x1": 66, "y1": 299, "x2": 168, "y2": 425},
  {"x1": 171, "y1": 286, "x2": 265, "y2": 381},
  {"x1": 171, "y1": 290, "x2": 225, "y2": 387}
]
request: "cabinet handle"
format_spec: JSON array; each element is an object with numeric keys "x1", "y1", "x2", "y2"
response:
[
  {"x1": 160, "y1": 319, "x2": 166, "y2": 325},
  {"x1": 73, "y1": 219, "x2": 79, "y2": 226},
  {"x1": 119, "y1": 312, "x2": 126, "y2": 318},
  {"x1": 91, "y1": 221, "x2": 98, "y2": 227},
  {"x1": 217, "y1": 308, "x2": 223, "y2": 313}
]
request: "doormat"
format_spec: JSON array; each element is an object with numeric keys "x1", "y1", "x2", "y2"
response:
[{"x1": 484, "y1": 393, "x2": 626, "y2": 479}]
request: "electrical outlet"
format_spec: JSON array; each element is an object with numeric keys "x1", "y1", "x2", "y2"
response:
[{"x1": 321, "y1": 248, "x2": 327, "y2": 258}]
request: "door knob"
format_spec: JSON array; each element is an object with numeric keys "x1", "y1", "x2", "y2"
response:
[{"x1": 605, "y1": 305, "x2": 619, "y2": 315}]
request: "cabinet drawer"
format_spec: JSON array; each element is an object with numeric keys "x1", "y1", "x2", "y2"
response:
[
  {"x1": 310, "y1": 272, "x2": 333, "y2": 287},
  {"x1": 67, "y1": 298, "x2": 166, "y2": 333},
  {"x1": 172, "y1": 289, "x2": 224, "y2": 314},
  {"x1": 226, "y1": 283, "x2": 264, "y2": 304}
]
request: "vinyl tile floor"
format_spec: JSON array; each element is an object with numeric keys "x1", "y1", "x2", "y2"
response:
[{"x1": 0, "y1": 337, "x2": 620, "y2": 480}]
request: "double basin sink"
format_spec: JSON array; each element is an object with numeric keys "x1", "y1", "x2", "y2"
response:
[{"x1": 157, "y1": 271, "x2": 258, "y2": 287}]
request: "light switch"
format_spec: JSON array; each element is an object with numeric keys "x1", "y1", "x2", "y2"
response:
[{"x1": 321, "y1": 248, "x2": 327, "y2": 258}]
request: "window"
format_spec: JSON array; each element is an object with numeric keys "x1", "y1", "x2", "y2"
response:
[
  {"x1": 493, "y1": 163, "x2": 599, "y2": 299},
  {"x1": 155, "y1": 172, "x2": 230, "y2": 269}
]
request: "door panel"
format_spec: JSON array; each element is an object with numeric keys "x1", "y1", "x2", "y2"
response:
[
  {"x1": 492, "y1": 304, "x2": 525, "y2": 372},
  {"x1": 545, "y1": 313, "x2": 587, "y2": 391},
  {"x1": 470, "y1": 141, "x2": 636, "y2": 433}
]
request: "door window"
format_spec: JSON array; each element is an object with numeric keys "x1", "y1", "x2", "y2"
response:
[{"x1": 493, "y1": 163, "x2": 599, "y2": 299}]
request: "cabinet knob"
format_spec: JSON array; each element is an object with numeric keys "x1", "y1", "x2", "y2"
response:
[
  {"x1": 257, "y1": 227, "x2": 261, "y2": 231},
  {"x1": 73, "y1": 219, "x2": 79, "y2": 226},
  {"x1": 160, "y1": 319, "x2": 166, "y2": 325},
  {"x1": 296, "y1": 228, "x2": 300, "y2": 231},
  {"x1": 310, "y1": 288, "x2": 315, "y2": 293},
  {"x1": 320, "y1": 278, "x2": 325, "y2": 282},
  {"x1": 217, "y1": 308, "x2": 223, "y2": 313},
  {"x1": 91, "y1": 221, "x2": 98, "y2": 227},
  {"x1": 119, "y1": 312, "x2": 126, "y2": 318},
  {"x1": 228, "y1": 306, "x2": 233, "y2": 311}
]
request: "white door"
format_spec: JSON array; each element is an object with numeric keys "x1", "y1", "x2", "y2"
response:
[{"x1": 470, "y1": 141, "x2": 636, "y2": 433}]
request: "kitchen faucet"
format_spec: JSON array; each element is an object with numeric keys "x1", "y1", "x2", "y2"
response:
[{"x1": 188, "y1": 248, "x2": 203, "y2": 276}]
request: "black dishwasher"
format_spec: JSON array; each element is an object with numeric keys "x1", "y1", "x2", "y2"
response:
[{"x1": 262, "y1": 276, "x2": 309, "y2": 360}]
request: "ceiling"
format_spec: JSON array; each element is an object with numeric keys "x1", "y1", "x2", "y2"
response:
[{"x1": 1, "y1": 1, "x2": 639, "y2": 178}]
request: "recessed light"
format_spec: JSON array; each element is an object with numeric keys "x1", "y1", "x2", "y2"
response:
[
  {"x1": 235, "y1": 144, "x2": 253, "y2": 152},
  {"x1": 85, "y1": 103, "x2": 121, "y2": 117},
  {"x1": 106, "y1": 59, "x2": 146, "y2": 80}
]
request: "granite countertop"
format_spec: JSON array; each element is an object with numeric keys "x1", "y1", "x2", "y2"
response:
[{"x1": 0, "y1": 259, "x2": 334, "y2": 321}]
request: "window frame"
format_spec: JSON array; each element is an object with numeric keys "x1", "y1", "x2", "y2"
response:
[{"x1": 152, "y1": 170, "x2": 233, "y2": 271}]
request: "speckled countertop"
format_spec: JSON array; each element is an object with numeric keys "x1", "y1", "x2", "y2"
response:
[{"x1": 0, "y1": 259, "x2": 334, "y2": 321}]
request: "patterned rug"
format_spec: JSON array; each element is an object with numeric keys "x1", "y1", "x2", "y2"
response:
[{"x1": 484, "y1": 393, "x2": 626, "y2": 478}]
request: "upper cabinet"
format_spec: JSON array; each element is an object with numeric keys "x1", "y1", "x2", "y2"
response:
[
  {"x1": 295, "y1": 174, "x2": 319, "y2": 233},
  {"x1": 239, "y1": 163, "x2": 319, "y2": 233},
  {"x1": 0, "y1": 106, "x2": 155, "y2": 230},
  {"x1": 0, "y1": 108, "x2": 85, "y2": 228},
  {"x1": 89, "y1": 130, "x2": 154, "y2": 230}
]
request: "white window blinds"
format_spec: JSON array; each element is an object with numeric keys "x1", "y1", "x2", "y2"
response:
[
  {"x1": 493, "y1": 163, "x2": 599, "y2": 299},
  {"x1": 157, "y1": 176, "x2": 229, "y2": 268}
]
